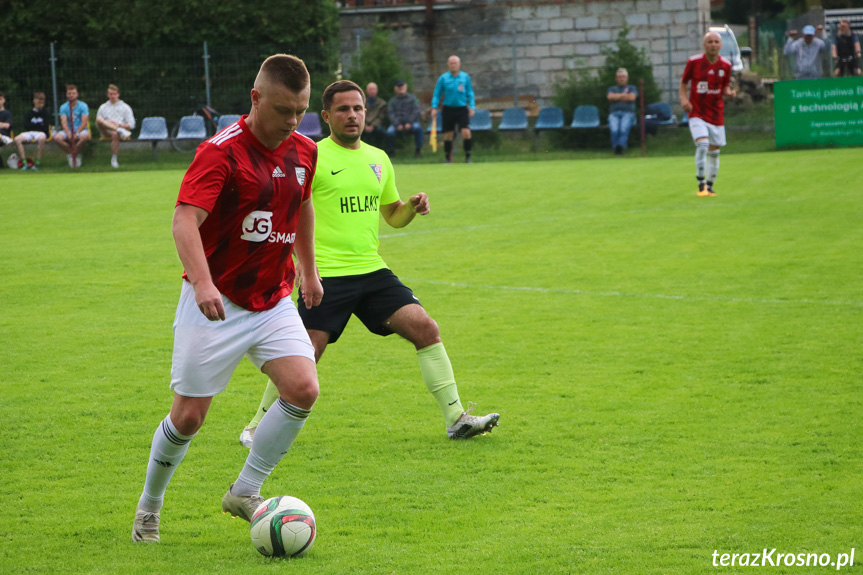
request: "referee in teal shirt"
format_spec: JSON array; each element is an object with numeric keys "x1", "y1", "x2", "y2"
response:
[{"x1": 431, "y1": 55, "x2": 476, "y2": 163}]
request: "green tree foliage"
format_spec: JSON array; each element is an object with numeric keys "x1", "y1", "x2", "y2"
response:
[
  {"x1": 348, "y1": 26, "x2": 413, "y2": 95},
  {"x1": 1, "y1": 0, "x2": 339, "y2": 49},
  {"x1": 1, "y1": 0, "x2": 340, "y2": 123},
  {"x1": 551, "y1": 28, "x2": 662, "y2": 148}
]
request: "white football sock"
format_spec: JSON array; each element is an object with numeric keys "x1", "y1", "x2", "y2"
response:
[
  {"x1": 232, "y1": 398, "x2": 310, "y2": 497},
  {"x1": 707, "y1": 150, "x2": 720, "y2": 184},
  {"x1": 138, "y1": 415, "x2": 195, "y2": 512},
  {"x1": 695, "y1": 140, "x2": 709, "y2": 181}
]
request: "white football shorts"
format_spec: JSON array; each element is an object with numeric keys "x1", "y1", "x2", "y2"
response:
[
  {"x1": 688, "y1": 116, "x2": 726, "y2": 147},
  {"x1": 17, "y1": 131, "x2": 47, "y2": 143},
  {"x1": 169, "y1": 280, "x2": 315, "y2": 397}
]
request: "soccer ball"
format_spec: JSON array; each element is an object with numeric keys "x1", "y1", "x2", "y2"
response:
[{"x1": 249, "y1": 496, "x2": 316, "y2": 557}]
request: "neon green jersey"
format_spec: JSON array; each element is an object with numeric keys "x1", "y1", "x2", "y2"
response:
[{"x1": 312, "y1": 138, "x2": 400, "y2": 276}]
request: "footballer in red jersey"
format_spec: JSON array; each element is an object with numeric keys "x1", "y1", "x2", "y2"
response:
[
  {"x1": 177, "y1": 115, "x2": 316, "y2": 312},
  {"x1": 133, "y1": 54, "x2": 325, "y2": 544},
  {"x1": 680, "y1": 32, "x2": 736, "y2": 197}
]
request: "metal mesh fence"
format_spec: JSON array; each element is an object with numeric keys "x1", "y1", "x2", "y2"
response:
[{"x1": 0, "y1": 43, "x2": 334, "y2": 134}]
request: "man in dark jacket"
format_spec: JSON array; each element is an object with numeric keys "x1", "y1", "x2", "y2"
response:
[{"x1": 386, "y1": 79, "x2": 424, "y2": 158}]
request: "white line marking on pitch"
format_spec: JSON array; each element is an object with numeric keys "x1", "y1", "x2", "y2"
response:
[{"x1": 401, "y1": 278, "x2": 863, "y2": 308}]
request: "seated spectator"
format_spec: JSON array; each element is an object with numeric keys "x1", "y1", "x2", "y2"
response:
[
  {"x1": 386, "y1": 79, "x2": 424, "y2": 158},
  {"x1": 96, "y1": 84, "x2": 136, "y2": 169},
  {"x1": 607, "y1": 68, "x2": 638, "y2": 155},
  {"x1": 361, "y1": 82, "x2": 387, "y2": 148},
  {"x1": 54, "y1": 84, "x2": 91, "y2": 168},
  {"x1": 13, "y1": 91, "x2": 50, "y2": 170},
  {"x1": 833, "y1": 19, "x2": 861, "y2": 77},
  {"x1": 784, "y1": 25, "x2": 828, "y2": 80},
  {"x1": 0, "y1": 91, "x2": 13, "y2": 147}
]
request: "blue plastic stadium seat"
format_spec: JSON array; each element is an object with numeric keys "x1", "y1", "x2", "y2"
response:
[
  {"x1": 644, "y1": 102, "x2": 676, "y2": 126},
  {"x1": 468, "y1": 109, "x2": 492, "y2": 131},
  {"x1": 216, "y1": 114, "x2": 241, "y2": 132},
  {"x1": 534, "y1": 106, "x2": 565, "y2": 130},
  {"x1": 138, "y1": 117, "x2": 169, "y2": 141},
  {"x1": 137, "y1": 116, "x2": 169, "y2": 159},
  {"x1": 498, "y1": 108, "x2": 528, "y2": 131},
  {"x1": 176, "y1": 115, "x2": 207, "y2": 140},
  {"x1": 571, "y1": 105, "x2": 600, "y2": 128},
  {"x1": 297, "y1": 113, "x2": 323, "y2": 140},
  {"x1": 426, "y1": 110, "x2": 443, "y2": 133}
]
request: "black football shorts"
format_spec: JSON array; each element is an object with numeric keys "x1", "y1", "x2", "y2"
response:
[
  {"x1": 297, "y1": 268, "x2": 421, "y2": 343},
  {"x1": 442, "y1": 105, "x2": 469, "y2": 133}
]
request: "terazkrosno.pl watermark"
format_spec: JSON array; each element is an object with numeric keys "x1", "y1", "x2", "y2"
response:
[{"x1": 712, "y1": 549, "x2": 855, "y2": 570}]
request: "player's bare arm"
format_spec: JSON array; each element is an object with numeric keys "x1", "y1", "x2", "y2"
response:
[
  {"x1": 380, "y1": 193, "x2": 430, "y2": 229},
  {"x1": 172, "y1": 203, "x2": 225, "y2": 321},
  {"x1": 679, "y1": 79, "x2": 692, "y2": 113},
  {"x1": 724, "y1": 85, "x2": 736, "y2": 99},
  {"x1": 294, "y1": 197, "x2": 322, "y2": 309}
]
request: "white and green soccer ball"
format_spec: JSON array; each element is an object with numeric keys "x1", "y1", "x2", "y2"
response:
[{"x1": 249, "y1": 496, "x2": 316, "y2": 557}]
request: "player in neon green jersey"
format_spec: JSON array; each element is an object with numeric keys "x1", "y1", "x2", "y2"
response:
[{"x1": 240, "y1": 80, "x2": 499, "y2": 442}]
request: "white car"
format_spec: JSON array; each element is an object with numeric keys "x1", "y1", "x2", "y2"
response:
[{"x1": 709, "y1": 25, "x2": 747, "y2": 72}]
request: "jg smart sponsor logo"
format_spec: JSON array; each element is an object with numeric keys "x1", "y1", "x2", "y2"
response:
[{"x1": 240, "y1": 210, "x2": 295, "y2": 244}]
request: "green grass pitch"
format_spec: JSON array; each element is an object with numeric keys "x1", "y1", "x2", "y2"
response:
[{"x1": 1, "y1": 148, "x2": 861, "y2": 574}]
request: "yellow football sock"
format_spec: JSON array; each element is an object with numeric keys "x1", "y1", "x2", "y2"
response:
[
  {"x1": 247, "y1": 379, "x2": 280, "y2": 429},
  {"x1": 417, "y1": 342, "x2": 464, "y2": 427}
]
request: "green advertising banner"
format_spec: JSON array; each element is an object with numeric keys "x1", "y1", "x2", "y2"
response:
[{"x1": 774, "y1": 76, "x2": 863, "y2": 147}]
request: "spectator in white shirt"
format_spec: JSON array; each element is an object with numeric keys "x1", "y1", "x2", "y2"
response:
[{"x1": 96, "y1": 84, "x2": 136, "y2": 168}]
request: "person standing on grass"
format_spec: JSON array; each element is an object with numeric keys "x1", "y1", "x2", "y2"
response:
[
  {"x1": 680, "y1": 32, "x2": 735, "y2": 197},
  {"x1": 238, "y1": 80, "x2": 499, "y2": 449},
  {"x1": 431, "y1": 55, "x2": 476, "y2": 163},
  {"x1": 132, "y1": 54, "x2": 323, "y2": 543},
  {"x1": 96, "y1": 84, "x2": 136, "y2": 169},
  {"x1": 54, "y1": 84, "x2": 91, "y2": 168}
]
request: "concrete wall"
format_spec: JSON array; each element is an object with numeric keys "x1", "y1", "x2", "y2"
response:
[{"x1": 339, "y1": 0, "x2": 711, "y2": 110}]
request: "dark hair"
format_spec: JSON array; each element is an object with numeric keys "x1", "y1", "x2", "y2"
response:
[
  {"x1": 66, "y1": 84, "x2": 78, "y2": 91},
  {"x1": 0, "y1": 91, "x2": 4, "y2": 99},
  {"x1": 259, "y1": 54, "x2": 309, "y2": 93},
  {"x1": 322, "y1": 80, "x2": 365, "y2": 111},
  {"x1": 33, "y1": 91, "x2": 46, "y2": 99}
]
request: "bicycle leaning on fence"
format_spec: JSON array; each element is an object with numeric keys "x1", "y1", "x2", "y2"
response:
[{"x1": 171, "y1": 103, "x2": 221, "y2": 152}]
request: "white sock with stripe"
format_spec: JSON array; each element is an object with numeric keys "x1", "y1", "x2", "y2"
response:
[
  {"x1": 231, "y1": 398, "x2": 311, "y2": 497},
  {"x1": 138, "y1": 415, "x2": 195, "y2": 512},
  {"x1": 707, "y1": 149, "x2": 720, "y2": 184},
  {"x1": 695, "y1": 140, "x2": 709, "y2": 181}
]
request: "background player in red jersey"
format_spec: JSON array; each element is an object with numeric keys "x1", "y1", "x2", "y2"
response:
[
  {"x1": 680, "y1": 32, "x2": 736, "y2": 197},
  {"x1": 132, "y1": 54, "x2": 323, "y2": 543}
]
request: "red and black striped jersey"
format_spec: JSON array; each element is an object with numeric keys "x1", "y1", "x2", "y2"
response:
[
  {"x1": 681, "y1": 54, "x2": 732, "y2": 126},
  {"x1": 176, "y1": 116, "x2": 317, "y2": 311}
]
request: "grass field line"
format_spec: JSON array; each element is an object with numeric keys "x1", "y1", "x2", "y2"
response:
[{"x1": 402, "y1": 277, "x2": 863, "y2": 308}]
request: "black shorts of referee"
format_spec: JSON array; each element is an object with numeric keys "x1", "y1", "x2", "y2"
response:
[{"x1": 442, "y1": 106, "x2": 470, "y2": 133}]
